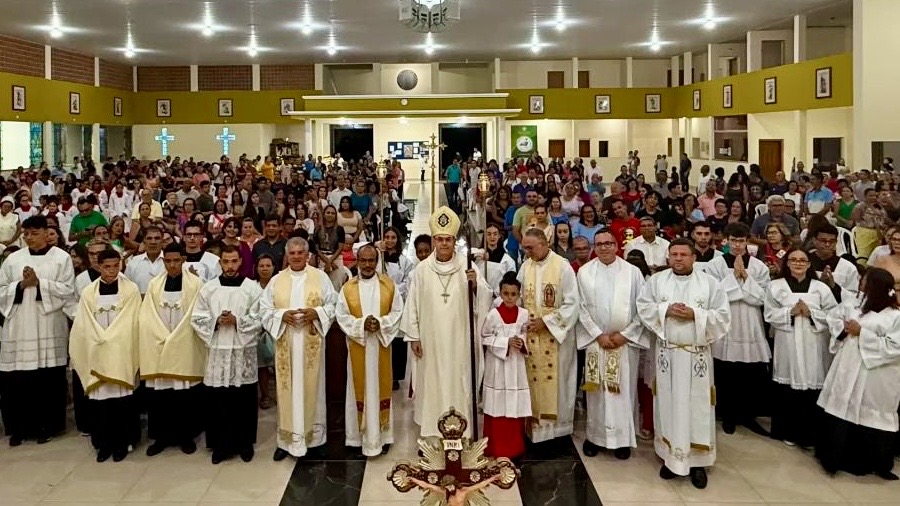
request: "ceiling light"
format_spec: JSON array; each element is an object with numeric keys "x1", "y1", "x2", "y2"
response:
[
  {"x1": 301, "y1": 25, "x2": 313, "y2": 35},
  {"x1": 424, "y1": 32, "x2": 436, "y2": 55},
  {"x1": 50, "y1": 27, "x2": 63, "y2": 38},
  {"x1": 202, "y1": 25, "x2": 214, "y2": 37},
  {"x1": 124, "y1": 48, "x2": 135, "y2": 58},
  {"x1": 248, "y1": 48, "x2": 258, "y2": 57},
  {"x1": 556, "y1": 20, "x2": 566, "y2": 32},
  {"x1": 530, "y1": 43, "x2": 541, "y2": 54},
  {"x1": 650, "y1": 42, "x2": 661, "y2": 52},
  {"x1": 326, "y1": 46, "x2": 337, "y2": 56},
  {"x1": 703, "y1": 19, "x2": 716, "y2": 30}
]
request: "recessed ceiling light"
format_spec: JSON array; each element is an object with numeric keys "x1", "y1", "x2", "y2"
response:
[
  {"x1": 248, "y1": 48, "x2": 258, "y2": 57},
  {"x1": 704, "y1": 19, "x2": 716, "y2": 30},
  {"x1": 555, "y1": 20, "x2": 566, "y2": 32},
  {"x1": 301, "y1": 25, "x2": 313, "y2": 36},
  {"x1": 326, "y1": 46, "x2": 337, "y2": 56},
  {"x1": 50, "y1": 27, "x2": 63, "y2": 38},
  {"x1": 202, "y1": 25, "x2": 214, "y2": 37},
  {"x1": 124, "y1": 48, "x2": 135, "y2": 58},
  {"x1": 530, "y1": 43, "x2": 541, "y2": 54}
]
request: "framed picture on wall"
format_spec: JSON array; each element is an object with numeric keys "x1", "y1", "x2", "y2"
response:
[
  {"x1": 645, "y1": 93, "x2": 661, "y2": 113},
  {"x1": 218, "y1": 98, "x2": 233, "y2": 117},
  {"x1": 11, "y1": 85, "x2": 25, "y2": 111},
  {"x1": 69, "y1": 92, "x2": 81, "y2": 115},
  {"x1": 764, "y1": 77, "x2": 777, "y2": 105},
  {"x1": 156, "y1": 99, "x2": 171, "y2": 118},
  {"x1": 816, "y1": 67, "x2": 832, "y2": 99},
  {"x1": 692, "y1": 89, "x2": 701, "y2": 111},
  {"x1": 280, "y1": 98, "x2": 295, "y2": 116},
  {"x1": 528, "y1": 95, "x2": 544, "y2": 114},
  {"x1": 595, "y1": 95, "x2": 611, "y2": 114},
  {"x1": 723, "y1": 84, "x2": 733, "y2": 108},
  {"x1": 113, "y1": 97, "x2": 123, "y2": 117}
]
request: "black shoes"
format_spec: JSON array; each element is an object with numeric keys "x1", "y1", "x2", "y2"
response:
[
  {"x1": 877, "y1": 471, "x2": 899, "y2": 481},
  {"x1": 212, "y1": 450, "x2": 228, "y2": 465},
  {"x1": 240, "y1": 447, "x2": 254, "y2": 462},
  {"x1": 690, "y1": 467, "x2": 708, "y2": 489},
  {"x1": 36, "y1": 436, "x2": 52, "y2": 445},
  {"x1": 613, "y1": 447, "x2": 631, "y2": 460},
  {"x1": 659, "y1": 465, "x2": 677, "y2": 480},
  {"x1": 146, "y1": 442, "x2": 166, "y2": 457},
  {"x1": 273, "y1": 448, "x2": 289, "y2": 461},
  {"x1": 8, "y1": 436, "x2": 23, "y2": 447},
  {"x1": 743, "y1": 420, "x2": 771, "y2": 437},
  {"x1": 96, "y1": 449, "x2": 112, "y2": 463},
  {"x1": 392, "y1": 380, "x2": 400, "y2": 391},
  {"x1": 582, "y1": 440, "x2": 600, "y2": 457},
  {"x1": 181, "y1": 440, "x2": 197, "y2": 455},
  {"x1": 381, "y1": 444, "x2": 391, "y2": 455},
  {"x1": 112, "y1": 448, "x2": 128, "y2": 462},
  {"x1": 722, "y1": 421, "x2": 736, "y2": 434}
]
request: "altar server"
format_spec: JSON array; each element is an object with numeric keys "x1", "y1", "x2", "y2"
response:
[
  {"x1": 473, "y1": 223, "x2": 517, "y2": 295},
  {"x1": 809, "y1": 224, "x2": 859, "y2": 302},
  {"x1": 182, "y1": 220, "x2": 222, "y2": 282}
]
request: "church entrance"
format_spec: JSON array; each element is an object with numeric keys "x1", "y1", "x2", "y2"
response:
[
  {"x1": 329, "y1": 124, "x2": 373, "y2": 162},
  {"x1": 439, "y1": 123, "x2": 486, "y2": 173}
]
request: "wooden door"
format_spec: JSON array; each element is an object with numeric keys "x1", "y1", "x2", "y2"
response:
[
  {"x1": 547, "y1": 71, "x2": 565, "y2": 89},
  {"x1": 548, "y1": 139, "x2": 566, "y2": 158},
  {"x1": 872, "y1": 142, "x2": 885, "y2": 171},
  {"x1": 577, "y1": 70, "x2": 590, "y2": 88},
  {"x1": 578, "y1": 139, "x2": 590, "y2": 158},
  {"x1": 758, "y1": 139, "x2": 783, "y2": 181}
]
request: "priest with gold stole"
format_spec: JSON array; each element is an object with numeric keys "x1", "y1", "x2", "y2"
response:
[
  {"x1": 140, "y1": 243, "x2": 206, "y2": 457},
  {"x1": 577, "y1": 231, "x2": 648, "y2": 461},
  {"x1": 517, "y1": 228, "x2": 580, "y2": 443},
  {"x1": 260, "y1": 237, "x2": 337, "y2": 461},
  {"x1": 336, "y1": 244, "x2": 404, "y2": 457},
  {"x1": 70, "y1": 249, "x2": 142, "y2": 462},
  {"x1": 401, "y1": 206, "x2": 492, "y2": 439}
]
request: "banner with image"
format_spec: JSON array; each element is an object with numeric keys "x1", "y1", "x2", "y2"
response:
[{"x1": 511, "y1": 125, "x2": 537, "y2": 158}]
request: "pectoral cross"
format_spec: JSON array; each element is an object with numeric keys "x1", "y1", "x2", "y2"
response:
[{"x1": 441, "y1": 291, "x2": 450, "y2": 303}]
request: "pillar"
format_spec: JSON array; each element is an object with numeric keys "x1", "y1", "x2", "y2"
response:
[
  {"x1": 624, "y1": 120, "x2": 633, "y2": 156},
  {"x1": 42, "y1": 121, "x2": 53, "y2": 166},
  {"x1": 746, "y1": 31, "x2": 759, "y2": 72},
  {"x1": 91, "y1": 123, "x2": 101, "y2": 162},
  {"x1": 497, "y1": 117, "x2": 506, "y2": 161},
  {"x1": 684, "y1": 117, "x2": 693, "y2": 157},
  {"x1": 670, "y1": 55, "x2": 680, "y2": 87},
  {"x1": 304, "y1": 120, "x2": 313, "y2": 157},
  {"x1": 94, "y1": 57, "x2": 100, "y2": 87},
  {"x1": 708, "y1": 117, "x2": 716, "y2": 163},
  {"x1": 670, "y1": 119, "x2": 681, "y2": 158},
  {"x1": 571, "y1": 57, "x2": 579, "y2": 88},
  {"x1": 251, "y1": 64, "x2": 261, "y2": 91},
  {"x1": 795, "y1": 111, "x2": 808, "y2": 174},
  {"x1": 314, "y1": 64, "x2": 324, "y2": 91},
  {"x1": 793, "y1": 14, "x2": 807, "y2": 63},
  {"x1": 132, "y1": 66, "x2": 138, "y2": 92},
  {"x1": 493, "y1": 58, "x2": 501, "y2": 91},
  {"x1": 190, "y1": 65, "x2": 199, "y2": 92},
  {"x1": 707, "y1": 44, "x2": 716, "y2": 81},
  {"x1": 431, "y1": 62, "x2": 440, "y2": 93},
  {"x1": 44, "y1": 45, "x2": 51, "y2": 79},
  {"x1": 683, "y1": 52, "x2": 693, "y2": 85},
  {"x1": 625, "y1": 57, "x2": 634, "y2": 88}
]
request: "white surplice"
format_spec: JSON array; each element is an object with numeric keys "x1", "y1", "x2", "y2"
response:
[
  {"x1": 516, "y1": 252, "x2": 580, "y2": 443},
  {"x1": 764, "y1": 278, "x2": 838, "y2": 390},
  {"x1": 705, "y1": 255, "x2": 771, "y2": 363},
  {"x1": 400, "y1": 252, "x2": 492, "y2": 438},
  {"x1": 819, "y1": 302, "x2": 900, "y2": 432},
  {"x1": 335, "y1": 275, "x2": 404, "y2": 457},
  {"x1": 576, "y1": 257, "x2": 648, "y2": 449},
  {"x1": 259, "y1": 267, "x2": 337, "y2": 456},
  {"x1": 0, "y1": 246, "x2": 74, "y2": 371},
  {"x1": 481, "y1": 306, "x2": 532, "y2": 418},
  {"x1": 471, "y1": 248, "x2": 517, "y2": 295},
  {"x1": 812, "y1": 255, "x2": 860, "y2": 303},
  {"x1": 184, "y1": 251, "x2": 222, "y2": 283},
  {"x1": 191, "y1": 277, "x2": 263, "y2": 388},
  {"x1": 636, "y1": 269, "x2": 731, "y2": 476}
]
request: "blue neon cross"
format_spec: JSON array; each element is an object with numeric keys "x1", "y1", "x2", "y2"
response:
[
  {"x1": 216, "y1": 127, "x2": 236, "y2": 156},
  {"x1": 154, "y1": 128, "x2": 175, "y2": 157}
]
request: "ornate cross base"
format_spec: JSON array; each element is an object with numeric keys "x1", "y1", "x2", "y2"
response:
[{"x1": 387, "y1": 408, "x2": 519, "y2": 506}]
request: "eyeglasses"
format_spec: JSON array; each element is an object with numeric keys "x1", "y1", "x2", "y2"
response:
[
  {"x1": 787, "y1": 258, "x2": 810, "y2": 264},
  {"x1": 595, "y1": 241, "x2": 617, "y2": 248},
  {"x1": 816, "y1": 238, "x2": 837, "y2": 245}
]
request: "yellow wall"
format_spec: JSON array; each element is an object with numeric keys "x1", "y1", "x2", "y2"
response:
[
  {"x1": 0, "y1": 72, "x2": 133, "y2": 126},
  {"x1": 503, "y1": 87, "x2": 678, "y2": 120},
  {"x1": 132, "y1": 91, "x2": 317, "y2": 125}
]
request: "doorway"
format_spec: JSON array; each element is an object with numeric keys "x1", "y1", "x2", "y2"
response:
[
  {"x1": 813, "y1": 137, "x2": 842, "y2": 169},
  {"x1": 548, "y1": 139, "x2": 566, "y2": 159},
  {"x1": 330, "y1": 124, "x2": 373, "y2": 162},
  {"x1": 758, "y1": 139, "x2": 783, "y2": 181},
  {"x1": 439, "y1": 123, "x2": 486, "y2": 173}
]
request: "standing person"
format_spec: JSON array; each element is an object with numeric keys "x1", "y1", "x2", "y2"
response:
[
  {"x1": 69, "y1": 197, "x2": 107, "y2": 245},
  {"x1": 70, "y1": 249, "x2": 141, "y2": 462},
  {"x1": 624, "y1": 216, "x2": 670, "y2": 272},
  {"x1": 255, "y1": 255, "x2": 277, "y2": 409},
  {"x1": 691, "y1": 221, "x2": 722, "y2": 273},
  {"x1": 703, "y1": 222, "x2": 771, "y2": 436},
  {"x1": 473, "y1": 223, "x2": 516, "y2": 295},
  {"x1": 480, "y1": 272, "x2": 531, "y2": 459},
  {"x1": 608, "y1": 199, "x2": 641, "y2": 256},
  {"x1": 577, "y1": 231, "x2": 646, "y2": 460},
  {"x1": 636, "y1": 239, "x2": 731, "y2": 489},
  {"x1": 400, "y1": 207, "x2": 492, "y2": 439},
  {"x1": 809, "y1": 224, "x2": 860, "y2": 302},
  {"x1": 182, "y1": 220, "x2": 222, "y2": 282},
  {"x1": 446, "y1": 158, "x2": 462, "y2": 211},
  {"x1": 259, "y1": 238, "x2": 337, "y2": 461},
  {"x1": 124, "y1": 225, "x2": 165, "y2": 295},
  {"x1": 517, "y1": 228, "x2": 579, "y2": 443},
  {"x1": 679, "y1": 153, "x2": 692, "y2": 192},
  {"x1": 140, "y1": 244, "x2": 206, "y2": 456},
  {"x1": 378, "y1": 227, "x2": 414, "y2": 390},
  {"x1": 335, "y1": 244, "x2": 404, "y2": 457},
  {"x1": 0, "y1": 215, "x2": 74, "y2": 446},
  {"x1": 191, "y1": 245, "x2": 263, "y2": 464},
  {"x1": 816, "y1": 267, "x2": 900, "y2": 479}
]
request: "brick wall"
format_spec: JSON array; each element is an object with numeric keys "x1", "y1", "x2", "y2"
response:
[
  {"x1": 260, "y1": 64, "x2": 315, "y2": 90},
  {"x1": 137, "y1": 66, "x2": 191, "y2": 91},
  {"x1": 51, "y1": 47, "x2": 94, "y2": 85},
  {"x1": 0, "y1": 35, "x2": 44, "y2": 77},
  {"x1": 99, "y1": 59, "x2": 132, "y2": 90},
  {"x1": 198, "y1": 65, "x2": 252, "y2": 91}
]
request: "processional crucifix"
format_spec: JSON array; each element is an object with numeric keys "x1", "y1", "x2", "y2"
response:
[{"x1": 424, "y1": 132, "x2": 446, "y2": 206}]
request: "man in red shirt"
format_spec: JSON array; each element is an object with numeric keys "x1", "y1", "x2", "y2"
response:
[{"x1": 607, "y1": 199, "x2": 641, "y2": 256}]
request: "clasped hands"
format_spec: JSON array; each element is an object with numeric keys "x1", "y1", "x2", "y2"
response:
[
  {"x1": 506, "y1": 336, "x2": 526, "y2": 355},
  {"x1": 217, "y1": 310, "x2": 237, "y2": 327},
  {"x1": 843, "y1": 319, "x2": 861, "y2": 337},
  {"x1": 665, "y1": 303, "x2": 695, "y2": 321},
  {"x1": 733, "y1": 255, "x2": 748, "y2": 281},
  {"x1": 790, "y1": 300, "x2": 811, "y2": 318},
  {"x1": 596, "y1": 332, "x2": 627, "y2": 349},
  {"x1": 281, "y1": 308, "x2": 319, "y2": 327},
  {"x1": 20, "y1": 266, "x2": 39, "y2": 288}
]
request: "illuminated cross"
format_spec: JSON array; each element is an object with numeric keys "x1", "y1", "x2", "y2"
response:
[
  {"x1": 216, "y1": 127, "x2": 236, "y2": 156},
  {"x1": 154, "y1": 128, "x2": 175, "y2": 157}
]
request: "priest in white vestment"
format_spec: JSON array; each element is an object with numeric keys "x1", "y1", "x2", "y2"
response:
[
  {"x1": 0, "y1": 215, "x2": 74, "y2": 445},
  {"x1": 191, "y1": 245, "x2": 263, "y2": 464},
  {"x1": 70, "y1": 249, "x2": 141, "y2": 462},
  {"x1": 577, "y1": 232, "x2": 647, "y2": 460},
  {"x1": 517, "y1": 228, "x2": 579, "y2": 443},
  {"x1": 140, "y1": 243, "x2": 206, "y2": 456},
  {"x1": 636, "y1": 238, "x2": 730, "y2": 489},
  {"x1": 336, "y1": 244, "x2": 404, "y2": 457},
  {"x1": 400, "y1": 206, "x2": 492, "y2": 438},
  {"x1": 260, "y1": 237, "x2": 337, "y2": 461}
]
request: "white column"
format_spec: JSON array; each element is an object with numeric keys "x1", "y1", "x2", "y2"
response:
[
  {"x1": 497, "y1": 117, "x2": 506, "y2": 161},
  {"x1": 132, "y1": 66, "x2": 138, "y2": 92},
  {"x1": 571, "y1": 57, "x2": 579, "y2": 88},
  {"x1": 708, "y1": 117, "x2": 716, "y2": 164},
  {"x1": 793, "y1": 14, "x2": 807, "y2": 63},
  {"x1": 91, "y1": 123, "x2": 101, "y2": 161},
  {"x1": 189, "y1": 65, "x2": 199, "y2": 92},
  {"x1": 670, "y1": 119, "x2": 681, "y2": 157},
  {"x1": 707, "y1": 44, "x2": 716, "y2": 81},
  {"x1": 251, "y1": 64, "x2": 261, "y2": 91},
  {"x1": 314, "y1": 64, "x2": 324, "y2": 91},
  {"x1": 493, "y1": 57, "x2": 502, "y2": 91},
  {"x1": 304, "y1": 120, "x2": 313, "y2": 156},
  {"x1": 795, "y1": 111, "x2": 808, "y2": 169},
  {"x1": 746, "y1": 32, "x2": 758, "y2": 72},
  {"x1": 42, "y1": 121, "x2": 53, "y2": 165},
  {"x1": 94, "y1": 57, "x2": 100, "y2": 87},
  {"x1": 684, "y1": 117, "x2": 693, "y2": 157},
  {"x1": 570, "y1": 120, "x2": 576, "y2": 158},
  {"x1": 431, "y1": 62, "x2": 440, "y2": 93},
  {"x1": 624, "y1": 120, "x2": 633, "y2": 154},
  {"x1": 670, "y1": 55, "x2": 680, "y2": 87},
  {"x1": 625, "y1": 57, "x2": 634, "y2": 88},
  {"x1": 683, "y1": 52, "x2": 693, "y2": 85},
  {"x1": 44, "y1": 45, "x2": 51, "y2": 79}
]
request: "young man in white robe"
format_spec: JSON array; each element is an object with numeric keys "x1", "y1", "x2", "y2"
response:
[
  {"x1": 577, "y1": 231, "x2": 647, "y2": 460},
  {"x1": 472, "y1": 223, "x2": 517, "y2": 295},
  {"x1": 517, "y1": 228, "x2": 580, "y2": 443},
  {"x1": 400, "y1": 207, "x2": 492, "y2": 439},
  {"x1": 0, "y1": 215, "x2": 74, "y2": 446},
  {"x1": 141, "y1": 243, "x2": 206, "y2": 456},
  {"x1": 191, "y1": 245, "x2": 263, "y2": 464},
  {"x1": 70, "y1": 249, "x2": 141, "y2": 462},
  {"x1": 690, "y1": 221, "x2": 722, "y2": 274},
  {"x1": 335, "y1": 244, "x2": 404, "y2": 457},
  {"x1": 809, "y1": 223, "x2": 859, "y2": 304},
  {"x1": 637, "y1": 238, "x2": 731, "y2": 489},
  {"x1": 182, "y1": 220, "x2": 222, "y2": 282},
  {"x1": 259, "y1": 237, "x2": 337, "y2": 461},
  {"x1": 703, "y1": 222, "x2": 771, "y2": 436}
]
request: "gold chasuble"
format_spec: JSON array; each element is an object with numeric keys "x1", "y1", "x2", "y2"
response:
[
  {"x1": 522, "y1": 254, "x2": 564, "y2": 421},
  {"x1": 139, "y1": 272, "x2": 206, "y2": 381},
  {"x1": 343, "y1": 274, "x2": 394, "y2": 432},
  {"x1": 272, "y1": 271, "x2": 323, "y2": 444},
  {"x1": 70, "y1": 276, "x2": 141, "y2": 393}
]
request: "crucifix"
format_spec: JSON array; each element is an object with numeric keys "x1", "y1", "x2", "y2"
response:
[
  {"x1": 388, "y1": 409, "x2": 518, "y2": 504},
  {"x1": 154, "y1": 128, "x2": 175, "y2": 157},
  {"x1": 424, "y1": 132, "x2": 447, "y2": 206},
  {"x1": 216, "y1": 127, "x2": 236, "y2": 156}
]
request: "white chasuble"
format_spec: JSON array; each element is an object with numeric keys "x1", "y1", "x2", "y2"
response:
[
  {"x1": 259, "y1": 267, "x2": 337, "y2": 457},
  {"x1": 517, "y1": 251, "x2": 579, "y2": 443},
  {"x1": 576, "y1": 258, "x2": 647, "y2": 449},
  {"x1": 636, "y1": 269, "x2": 730, "y2": 476},
  {"x1": 336, "y1": 274, "x2": 403, "y2": 457},
  {"x1": 400, "y1": 253, "x2": 492, "y2": 438}
]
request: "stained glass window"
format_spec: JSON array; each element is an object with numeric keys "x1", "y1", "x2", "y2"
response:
[{"x1": 29, "y1": 122, "x2": 43, "y2": 167}]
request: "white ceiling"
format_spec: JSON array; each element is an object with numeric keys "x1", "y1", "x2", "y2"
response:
[{"x1": 0, "y1": 0, "x2": 851, "y2": 65}]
